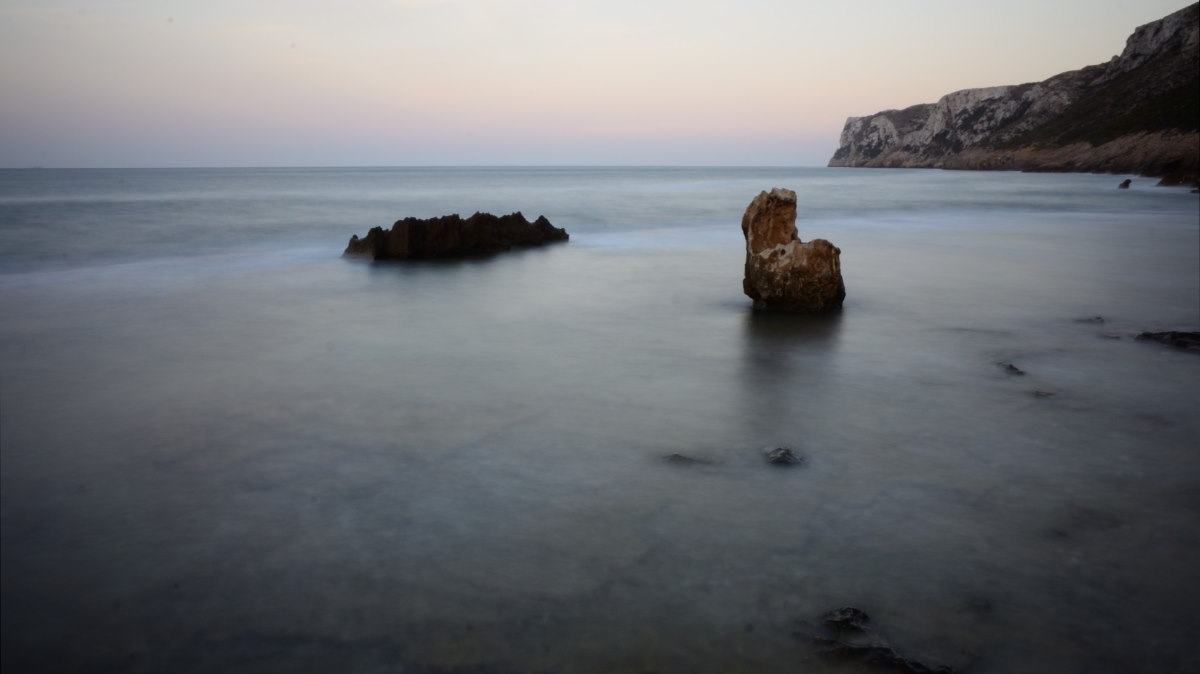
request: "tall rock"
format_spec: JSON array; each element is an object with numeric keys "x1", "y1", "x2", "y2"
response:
[
  {"x1": 741, "y1": 189, "x2": 845, "y2": 312},
  {"x1": 829, "y1": 3, "x2": 1199, "y2": 179}
]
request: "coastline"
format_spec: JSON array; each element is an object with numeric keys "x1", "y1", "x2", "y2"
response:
[
  {"x1": 828, "y1": 4, "x2": 1199, "y2": 187},
  {"x1": 829, "y1": 131, "x2": 1200, "y2": 187}
]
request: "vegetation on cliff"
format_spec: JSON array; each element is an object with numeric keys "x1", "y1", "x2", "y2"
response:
[{"x1": 830, "y1": 4, "x2": 1199, "y2": 181}]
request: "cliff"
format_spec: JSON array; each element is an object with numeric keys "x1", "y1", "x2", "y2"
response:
[{"x1": 828, "y1": 3, "x2": 1199, "y2": 180}]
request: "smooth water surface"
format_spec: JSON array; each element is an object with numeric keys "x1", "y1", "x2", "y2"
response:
[{"x1": 2, "y1": 167, "x2": 1198, "y2": 673}]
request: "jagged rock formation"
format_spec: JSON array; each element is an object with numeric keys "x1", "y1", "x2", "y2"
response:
[
  {"x1": 829, "y1": 3, "x2": 1199, "y2": 180},
  {"x1": 1136, "y1": 330, "x2": 1200, "y2": 352},
  {"x1": 344, "y1": 211, "x2": 568, "y2": 260},
  {"x1": 741, "y1": 188, "x2": 845, "y2": 312}
]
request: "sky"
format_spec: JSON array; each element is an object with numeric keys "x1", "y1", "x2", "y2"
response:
[{"x1": 0, "y1": 0, "x2": 1191, "y2": 167}]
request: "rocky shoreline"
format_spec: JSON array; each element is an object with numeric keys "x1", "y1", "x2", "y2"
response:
[{"x1": 829, "y1": 4, "x2": 1199, "y2": 184}]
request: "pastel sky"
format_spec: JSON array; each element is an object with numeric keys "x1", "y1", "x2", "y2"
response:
[{"x1": 0, "y1": 0, "x2": 1189, "y2": 167}]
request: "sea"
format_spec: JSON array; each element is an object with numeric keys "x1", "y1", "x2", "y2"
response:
[{"x1": 1, "y1": 166, "x2": 1198, "y2": 674}]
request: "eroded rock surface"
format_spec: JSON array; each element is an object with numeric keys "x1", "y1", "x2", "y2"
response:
[
  {"x1": 741, "y1": 189, "x2": 845, "y2": 312},
  {"x1": 344, "y1": 211, "x2": 568, "y2": 260},
  {"x1": 828, "y1": 4, "x2": 1199, "y2": 180}
]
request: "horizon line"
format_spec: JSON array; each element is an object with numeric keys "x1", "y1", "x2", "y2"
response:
[{"x1": 2, "y1": 163, "x2": 833, "y2": 171}]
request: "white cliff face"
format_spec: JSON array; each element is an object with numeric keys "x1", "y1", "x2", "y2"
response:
[
  {"x1": 830, "y1": 105, "x2": 931, "y2": 165},
  {"x1": 1103, "y1": 4, "x2": 1200, "y2": 80},
  {"x1": 926, "y1": 86, "x2": 1013, "y2": 146},
  {"x1": 829, "y1": 82, "x2": 1079, "y2": 167},
  {"x1": 827, "y1": 3, "x2": 1198, "y2": 174}
]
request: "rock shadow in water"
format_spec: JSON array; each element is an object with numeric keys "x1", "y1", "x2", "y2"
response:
[
  {"x1": 741, "y1": 310, "x2": 845, "y2": 349},
  {"x1": 737, "y1": 310, "x2": 844, "y2": 443}
]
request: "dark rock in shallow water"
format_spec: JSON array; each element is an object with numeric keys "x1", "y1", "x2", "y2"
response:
[
  {"x1": 765, "y1": 447, "x2": 803, "y2": 465},
  {"x1": 343, "y1": 211, "x2": 568, "y2": 260},
  {"x1": 1156, "y1": 173, "x2": 1200, "y2": 188},
  {"x1": 666, "y1": 453, "x2": 710, "y2": 465},
  {"x1": 998, "y1": 361, "x2": 1026, "y2": 375},
  {"x1": 1118, "y1": 179, "x2": 1132, "y2": 189},
  {"x1": 803, "y1": 607, "x2": 957, "y2": 674},
  {"x1": 1136, "y1": 330, "x2": 1200, "y2": 352},
  {"x1": 812, "y1": 638, "x2": 956, "y2": 674},
  {"x1": 823, "y1": 607, "x2": 871, "y2": 632}
]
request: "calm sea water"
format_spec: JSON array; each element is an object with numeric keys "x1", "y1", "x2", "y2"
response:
[{"x1": 2, "y1": 167, "x2": 1198, "y2": 674}]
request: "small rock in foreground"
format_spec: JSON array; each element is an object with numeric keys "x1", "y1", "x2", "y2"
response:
[
  {"x1": 766, "y1": 447, "x2": 803, "y2": 466},
  {"x1": 823, "y1": 607, "x2": 870, "y2": 632},
  {"x1": 804, "y1": 607, "x2": 957, "y2": 674},
  {"x1": 998, "y1": 361, "x2": 1026, "y2": 375}
]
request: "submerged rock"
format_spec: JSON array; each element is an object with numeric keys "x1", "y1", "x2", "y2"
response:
[
  {"x1": 344, "y1": 211, "x2": 568, "y2": 260},
  {"x1": 998, "y1": 361, "x2": 1026, "y2": 375},
  {"x1": 1136, "y1": 330, "x2": 1200, "y2": 353},
  {"x1": 1157, "y1": 173, "x2": 1200, "y2": 187},
  {"x1": 666, "y1": 453, "x2": 710, "y2": 465},
  {"x1": 766, "y1": 447, "x2": 803, "y2": 466},
  {"x1": 803, "y1": 607, "x2": 957, "y2": 674},
  {"x1": 813, "y1": 637, "x2": 956, "y2": 674},
  {"x1": 741, "y1": 189, "x2": 845, "y2": 312},
  {"x1": 823, "y1": 607, "x2": 871, "y2": 632}
]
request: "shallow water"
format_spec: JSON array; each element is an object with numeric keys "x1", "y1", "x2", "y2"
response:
[{"x1": 2, "y1": 167, "x2": 1199, "y2": 673}]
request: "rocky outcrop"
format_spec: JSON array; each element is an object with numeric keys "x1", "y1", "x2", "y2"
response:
[
  {"x1": 803, "y1": 607, "x2": 958, "y2": 674},
  {"x1": 741, "y1": 189, "x2": 845, "y2": 312},
  {"x1": 765, "y1": 447, "x2": 803, "y2": 466},
  {"x1": 1136, "y1": 331, "x2": 1200, "y2": 352},
  {"x1": 343, "y1": 211, "x2": 568, "y2": 260},
  {"x1": 829, "y1": 3, "x2": 1199, "y2": 180}
]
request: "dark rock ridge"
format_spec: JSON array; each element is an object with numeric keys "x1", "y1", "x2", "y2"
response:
[
  {"x1": 765, "y1": 447, "x2": 803, "y2": 465},
  {"x1": 741, "y1": 188, "x2": 845, "y2": 312},
  {"x1": 829, "y1": 3, "x2": 1199, "y2": 181},
  {"x1": 344, "y1": 211, "x2": 568, "y2": 260},
  {"x1": 800, "y1": 607, "x2": 958, "y2": 673},
  {"x1": 665, "y1": 453, "x2": 711, "y2": 465},
  {"x1": 1136, "y1": 330, "x2": 1200, "y2": 352}
]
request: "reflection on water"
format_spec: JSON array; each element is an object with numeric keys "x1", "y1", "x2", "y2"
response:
[
  {"x1": 740, "y1": 310, "x2": 844, "y2": 432},
  {"x1": 3, "y1": 169, "x2": 1199, "y2": 674},
  {"x1": 741, "y1": 308, "x2": 845, "y2": 354}
]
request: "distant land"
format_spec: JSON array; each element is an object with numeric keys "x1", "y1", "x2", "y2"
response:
[{"x1": 829, "y1": 3, "x2": 1199, "y2": 183}]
